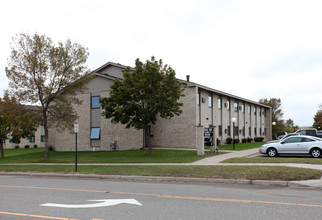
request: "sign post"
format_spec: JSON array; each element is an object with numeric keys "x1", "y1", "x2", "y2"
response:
[{"x1": 74, "y1": 124, "x2": 79, "y2": 172}]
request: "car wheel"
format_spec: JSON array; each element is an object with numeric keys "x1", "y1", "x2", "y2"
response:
[
  {"x1": 267, "y1": 148, "x2": 277, "y2": 157},
  {"x1": 310, "y1": 148, "x2": 321, "y2": 158}
]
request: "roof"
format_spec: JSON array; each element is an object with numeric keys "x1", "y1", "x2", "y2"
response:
[
  {"x1": 178, "y1": 79, "x2": 271, "y2": 109},
  {"x1": 94, "y1": 61, "x2": 271, "y2": 109}
]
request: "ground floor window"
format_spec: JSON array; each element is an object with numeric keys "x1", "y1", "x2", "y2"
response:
[
  {"x1": 218, "y1": 125, "x2": 222, "y2": 136},
  {"x1": 41, "y1": 135, "x2": 45, "y2": 142},
  {"x1": 29, "y1": 136, "x2": 35, "y2": 143},
  {"x1": 90, "y1": 127, "x2": 100, "y2": 140}
]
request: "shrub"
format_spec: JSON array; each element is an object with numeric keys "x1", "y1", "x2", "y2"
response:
[
  {"x1": 217, "y1": 139, "x2": 221, "y2": 146},
  {"x1": 233, "y1": 138, "x2": 240, "y2": 144},
  {"x1": 24, "y1": 145, "x2": 30, "y2": 149},
  {"x1": 49, "y1": 146, "x2": 54, "y2": 151},
  {"x1": 14, "y1": 145, "x2": 19, "y2": 149},
  {"x1": 33, "y1": 145, "x2": 38, "y2": 148},
  {"x1": 226, "y1": 137, "x2": 233, "y2": 144},
  {"x1": 241, "y1": 138, "x2": 247, "y2": 143},
  {"x1": 254, "y1": 137, "x2": 264, "y2": 142},
  {"x1": 247, "y1": 137, "x2": 253, "y2": 143}
]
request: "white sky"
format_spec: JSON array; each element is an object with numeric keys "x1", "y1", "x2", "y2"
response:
[{"x1": 0, "y1": 0, "x2": 321, "y2": 126}]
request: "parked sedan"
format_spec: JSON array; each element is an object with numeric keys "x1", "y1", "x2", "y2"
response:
[{"x1": 259, "y1": 135, "x2": 322, "y2": 158}]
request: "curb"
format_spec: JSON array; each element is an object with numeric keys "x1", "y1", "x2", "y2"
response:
[{"x1": 0, "y1": 171, "x2": 298, "y2": 187}]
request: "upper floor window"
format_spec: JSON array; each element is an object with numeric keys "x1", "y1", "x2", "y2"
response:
[
  {"x1": 241, "y1": 104, "x2": 245, "y2": 113},
  {"x1": 226, "y1": 100, "x2": 230, "y2": 110},
  {"x1": 234, "y1": 101, "x2": 238, "y2": 112},
  {"x1": 91, "y1": 96, "x2": 100, "y2": 109},
  {"x1": 208, "y1": 95, "x2": 212, "y2": 108},
  {"x1": 218, "y1": 98, "x2": 222, "y2": 109},
  {"x1": 197, "y1": 93, "x2": 200, "y2": 106},
  {"x1": 254, "y1": 107, "x2": 257, "y2": 115}
]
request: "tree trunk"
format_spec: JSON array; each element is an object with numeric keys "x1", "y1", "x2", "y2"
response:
[
  {"x1": 43, "y1": 112, "x2": 49, "y2": 160},
  {"x1": 0, "y1": 138, "x2": 4, "y2": 158},
  {"x1": 144, "y1": 127, "x2": 152, "y2": 155}
]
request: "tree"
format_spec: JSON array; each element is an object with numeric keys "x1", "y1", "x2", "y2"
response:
[
  {"x1": 5, "y1": 33, "x2": 94, "y2": 160},
  {"x1": 0, "y1": 92, "x2": 38, "y2": 158},
  {"x1": 100, "y1": 57, "x2": 185, "y2": 155},
  {"x1": 284, "y1": 118, "x2": 298, "y2": 133},
  {"x1": 259, "y1": 98, "x2": 284, "y2": 138},
  {"x1": 313, "y1": 105, "x2": 322, "y2": 130}
]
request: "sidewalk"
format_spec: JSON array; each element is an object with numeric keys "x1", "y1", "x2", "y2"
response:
[{"x1": 192, "y1": 148, "x2": 259, "y2": 165}]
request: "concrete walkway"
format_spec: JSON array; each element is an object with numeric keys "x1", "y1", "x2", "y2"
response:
[{"x1": 193, "y1": 148, "x2": 260, "y2": 165}]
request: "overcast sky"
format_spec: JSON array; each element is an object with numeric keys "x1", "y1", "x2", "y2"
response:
[{"x1": 0, "y1": 0, "x2": 321, "y2": 126}]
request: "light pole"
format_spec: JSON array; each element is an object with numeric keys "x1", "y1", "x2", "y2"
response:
[
  {"x1": 272, "y1": 122, "x2": 276, "y2": 140},
  {"x1": 232, "y1": 117, "x2": 237, "y2": 150}
]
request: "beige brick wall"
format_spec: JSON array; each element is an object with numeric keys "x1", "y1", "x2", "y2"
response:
[
  {"x1": 53, "y1": 93, "x2": 91, "y2": 151},
  {"x1": 100, "y1": 91, "x2": 143, "y2": 151},
  {"x1": 151, "y1": 86, "x2": 198, "y2": 149}
]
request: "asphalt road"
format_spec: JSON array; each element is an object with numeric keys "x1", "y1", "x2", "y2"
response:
[{"x1": 0, "y1": 175, "x2": 322, "y2": 220}]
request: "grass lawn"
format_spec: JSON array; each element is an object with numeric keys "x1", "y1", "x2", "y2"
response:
[
  {"x1": 0, "y1": 148, "x2": 218, "y2": 163},
  {"x1": 0, "y1": 165, "x2": 321, "y2": 181},
  {"x1": 222, "y1": 157, "x2": 322, "y2": 164},
  {"x1": 206, "y1": 142, "x2": 264, "y2": 151}
]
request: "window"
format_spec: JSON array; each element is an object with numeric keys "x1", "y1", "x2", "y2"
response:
[
  {"x1": 234, "y1": 126, "x2": 239, "y2": 137},
  {"x1": 301, "y1": 137, "x2": 315, "y2": 142},
  {"x1": 197, "y1": 93, "x2": 200, "y2": 105},
  {"x1": 90, "y1": 127, "x2": 100, "y2": 140},
  {"x1": 29, "y1": 136, "x2": 35, "y2": 143},
  {"x1": 249, "y1": 127, "x2": 251, "y2": 136},
  {"x1": 254, "y1": 107, "x2": 257, "y2": 115},
  {"x1": 218, "y1": 125, "x2": 222, "y2": 136},
  {"x1": 284, "y1": 137, "x2": 301, "y2": 144},
  {"x1": 218, "y1": 98, "x2": 222, "y2": 109},
  {"x1": 241, "y1": 104, "x2": 245, "y2": 113},
  {"x1": 254, "y1": 127, "x2": 257, "y2": 136},
  {"x1": 234, "y1": 101, "x2": 238, "y2": 112},
  {"x1": 227, "y1": 126, "x2": 231, "y2": 136},
  {"x1": 41, "y1": 135, "x2": 45, "y2": 142},
  {"x1": 248, "y1": 106, "x2": 251, "y2": 115},
  {"x1": 208, "y1": 95, "x2": 212, "y2": 108},
  {"x1": 226, "y1": 100, "x2": 230, "y2": 110},
  {"x1": 242, "y1": 127, "x2": 245, "y2": 136},
  {"x1": 91, "y1": 96, "x2": 100, "y2": 109}
]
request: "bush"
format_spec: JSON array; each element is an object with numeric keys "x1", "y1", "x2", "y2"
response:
[
  {"x1": 241, "y1": 138, "x2": 247, "y2": 143},
  {"x1": 14, "y1": 145, "x2": 19, "y2": 149},
  {"x1": 233, "y1": 138, "x2": 240, "y2": 144},
  {"x1": 247, "y1": 137, "x2": 253, "y2": 143},
  {"x1": 33, "y1": 145, "x2": 38, "y2": 148},
  {"x1": 217, "y1": 139, "x2": 221, "y2": 146},
  {"x1": 226, "y1": 137, "x2": 233, "y2": 144},
  {"x1": 254, "y1": 137, "x2": 264, "y2": 142},
  {"x1": 24, "y1": 145, "x2": 30, "y2": 149},
  {"x1": 49, "y1": 146, "x2": 54, "y2": 151}
]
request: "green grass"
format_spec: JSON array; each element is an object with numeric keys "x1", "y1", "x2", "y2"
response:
[
  {"x1": 0, "y1": 148, "x2": 217, "y2": 163},
  {"x1": 206, "y1": 142, "x2": 264, "y2": 151},
  {"x1": 222, "y1": 157, "x2": 322, "y2": 164},
  {"x1": 0, "y1": 165, "x2": 321, "y2": 181}
]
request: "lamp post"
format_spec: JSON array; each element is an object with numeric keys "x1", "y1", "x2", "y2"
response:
[
  {"x1": 272, "y1": 122, "x2": 276, "y2": 140},
  {"x1": 232, "y1": 117, "x2": 237, "y2": 150}
]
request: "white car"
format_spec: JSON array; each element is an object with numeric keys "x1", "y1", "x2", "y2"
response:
[{"x1": 259, "y1": 135, "x2": 322, "y2": 158}]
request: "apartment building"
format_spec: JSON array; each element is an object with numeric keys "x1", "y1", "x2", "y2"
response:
[{"x1": 4, "y1": 61, "x2": 271, "y2": 151}]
